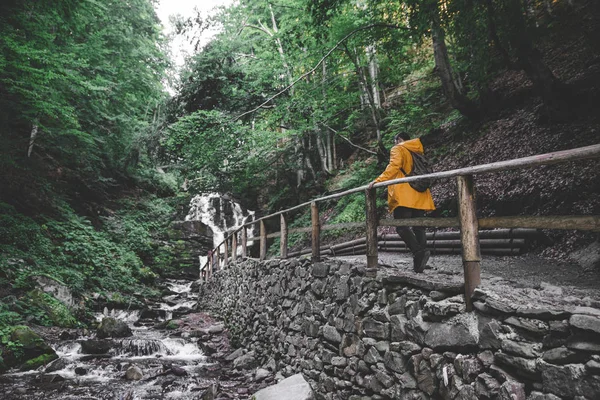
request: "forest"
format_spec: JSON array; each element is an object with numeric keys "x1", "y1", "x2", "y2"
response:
[{"x1": 1, "y1": 0, "x2": 599, "y2": 377}]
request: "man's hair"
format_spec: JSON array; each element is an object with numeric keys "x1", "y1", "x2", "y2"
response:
[{"x1": 394, "y1": 132, "x2": 411, "y2": 142}]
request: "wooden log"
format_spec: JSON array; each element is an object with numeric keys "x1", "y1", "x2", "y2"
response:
[
  {"x1": 365, "y1": 188, "x2": 378, "y2": 268},
  {"x1": 280, "y1": 214, "x2": 288, "y2": 259},
  {"x1": 457, "y1": 175, "x2": 481, "y2": 312},
  {"x1": 479, "y1": 215, "x2": 600, "y2": 231},
  {"x1": 381, "y1": 239, "x2": 525, "y2": 249},
  {"x1": 331, "y1": 237, "x2": 368, "y2": 252},
  {"x1": 231, "y1": 232, "x2": 238, "y2": 263},
  {"x1": 380, "y1": 228, "x2": 538, "y2": 241},
  {"x1": 260, "y1": 220, "x2": 267, "y2": 261},
  {"x1": 378, "y1": 247, "x2": 521, "y2": 256},
  {"x1": 241, "y1": 226, "x2": 248, "y2": 258},
  {"x1": 311, "y1": 202, "x2": 321, "y2": 262}
]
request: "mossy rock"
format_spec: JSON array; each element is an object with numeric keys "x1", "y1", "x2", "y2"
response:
[
  {"x1": 165, "y1": 320, "x2": 180, "y2": 330},
  {"x1": 27, "y1": 289, "x2": 78, "y2": 328},
  {"x1": 2, "y1": 326, "x2": 58, "y2": 371},
  {"x1": 20, "y1": 353, "x2": 58, "y2": 371}
]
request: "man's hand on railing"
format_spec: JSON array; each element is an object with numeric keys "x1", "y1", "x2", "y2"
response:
[{"x1": 367, "y1": 181, "x2": 375, "y2": 190}]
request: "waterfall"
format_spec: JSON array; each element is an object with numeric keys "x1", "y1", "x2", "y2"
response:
[{"x1": 185, "y1": 193, "x2": 255, "y2": 267}]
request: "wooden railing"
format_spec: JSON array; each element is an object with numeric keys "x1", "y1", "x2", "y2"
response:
[{"x1": 200, "y1": 143, "x2": 600, "y2": 310}]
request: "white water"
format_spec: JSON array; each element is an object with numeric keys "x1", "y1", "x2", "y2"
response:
[{"x1": 185, "y1": 193, "x2": 256, "y2": 267}]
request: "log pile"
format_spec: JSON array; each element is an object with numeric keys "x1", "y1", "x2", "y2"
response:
[{"x1": 287, "y1": 228, "x2": 538, "y2": 258}]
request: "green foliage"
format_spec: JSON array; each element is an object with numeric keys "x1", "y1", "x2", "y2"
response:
[{"x1": 25, "y1": 290, "x2": 78, "y2": 328}]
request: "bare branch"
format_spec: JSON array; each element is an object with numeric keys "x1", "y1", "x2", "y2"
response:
[
  {"x1": 322, "y1": 124, "x2": 377, "y2": 155},
  {"x1": 234, "y1": 23, "x2": 405, "y2": 121}
]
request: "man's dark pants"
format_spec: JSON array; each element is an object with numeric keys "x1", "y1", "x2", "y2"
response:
[{"x1": 393, "y1": 206, "x2": 426, "y2": 254}]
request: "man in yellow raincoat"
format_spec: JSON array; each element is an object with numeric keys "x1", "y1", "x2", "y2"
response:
[{"x1": 368, "y1": 132, "x2": 436, "y2": 272}]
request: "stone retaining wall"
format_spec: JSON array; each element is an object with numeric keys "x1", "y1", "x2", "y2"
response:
[{"x1": 197, "y1": 258, "x2": 600, "y2": 399}]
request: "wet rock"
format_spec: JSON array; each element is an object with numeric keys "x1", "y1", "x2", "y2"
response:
[
  {"x1": 498, "y1": 380, "x2": 525, "y2": 400},
  {"x1": 125, "y1": 365, "x2": 143, "y2": 380},
  {"x1": 323, "y1": 325, "x2": 342, "y2": 343},
  {"x1": 500, "y1": 340, "x2": 541, "y2": 359},
  {"x1": 97, "y1": 317, "x2": 133, "y2": 338},
  {"x1": 527, "y1": 392, "x2": 562, "y2": 400},
  {"x1": 225, "y1": 348, "x2": 245, "y2": 361},
  {"x1": 424, "y1": 315, "x2": 479, "y2": 350},
  {"x1": 255, "y1": 368, "x2": 270, "y2": 381},
  {"x1": 569, "y1": 314, "x2": 600, "y2": 335},
  {"x1": 45, "y1": 358, "x2": 70, "y2": 373},
  {"x1": 80, "y1": 339, "x2": 114, "y2": 354},
  {"x1": 74, "y1": 367, "x2": 87, "y2": 375},
  {"x1": 171, "y1": 365, "x2": 188, "y2": 376},
  {"x1": 233, "y1": 351, "x2": 257, "y2": 370},
  {"x1": 543, "y1": 346, "x2": 589, "y2": 365},
  {"x1": 252, "y1": 373, "x2": 314, "y2": 400},
  {"x1": 538, "y1": 361, "x2": 600, "y2": 399}
]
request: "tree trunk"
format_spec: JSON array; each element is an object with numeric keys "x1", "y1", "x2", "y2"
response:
[
  {"x1": 506, "y1": 0, "x2": 565, "y2": 115},
  {"x1": 484, "y1": 0, "x2": 513, "y2": 69},
  {"x1": 431, "y1": 12, "x2": 480, "y2": 120}
]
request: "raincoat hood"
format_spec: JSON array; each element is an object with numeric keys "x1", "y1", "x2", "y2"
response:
[{"x1": 399, "y1": 138, "x2": 424, "y2": 154}]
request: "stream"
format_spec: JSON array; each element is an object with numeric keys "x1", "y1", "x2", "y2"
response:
[{"x1": 0, "y1": 279, "x2": 226, "y2": 400}]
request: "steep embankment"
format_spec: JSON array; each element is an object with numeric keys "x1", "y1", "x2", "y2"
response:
[{"x1": 401, "y1": 3, "x2": 600, "y2": 261}]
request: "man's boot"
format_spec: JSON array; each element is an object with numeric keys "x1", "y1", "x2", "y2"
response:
[{"x1": 413, "y1": 249, "x2": 430, "y2": 273}]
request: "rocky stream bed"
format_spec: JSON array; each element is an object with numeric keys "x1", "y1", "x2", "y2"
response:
[{"x1": 0, "y1": 279, "x2": 278, "y2": 400}]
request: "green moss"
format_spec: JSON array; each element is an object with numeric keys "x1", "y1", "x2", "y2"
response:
[
  {"x1": 26, "y1": 290, "x2": 78, "y2": 328},
  {"x1": 165, "y1": 320, "x2": 179, "y2": 330},
  {"x1": 19, "y1": 353, "x2": 58, "y2": 371}
]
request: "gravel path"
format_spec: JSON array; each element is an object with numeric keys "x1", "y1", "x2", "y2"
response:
[{"x1": 334, "y1": 252, "x2": 600, "y2": 302}]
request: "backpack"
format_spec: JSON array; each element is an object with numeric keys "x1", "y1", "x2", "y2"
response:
[{"x1": 400, "y1": 148, "x2": 433, "y2": 192}]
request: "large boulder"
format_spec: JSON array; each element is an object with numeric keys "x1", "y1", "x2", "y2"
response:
[
  {"x1": 1, "y1": 326, "x2": 58, "y2": 372},
  {"x1": 97, "y1": 317, "x2": 133, "y2": 338},
  {"x1": 252, "y1": 373, "x2": 315, "y2": 400}
]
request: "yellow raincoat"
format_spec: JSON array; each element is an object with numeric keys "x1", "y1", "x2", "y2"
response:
[{"x1": 374, "y1": 138, "x2": 436, "y2": 212}]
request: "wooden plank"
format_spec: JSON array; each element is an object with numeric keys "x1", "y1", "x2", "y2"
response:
[
  {"x1": 311, "y1": 202, "x2": 321, "y2": 262},
  {"x1": 231, "y1": 232, "x2": 237, "y2": 263},
  {"x1": 365, "y1": 188, "x2": 378, "y2": 268},
  {"x1": 260, "y1": 220, "x2": 267, "y2": 261},
  {"x1": 457, "y1": 175, "x2": 481, "y2": 312},
  {"x1": 280, "y1": 214, "x2": 288, "y2": 259},
  {"x1": 241, "y1": 226, "x2": 247, "y2": 258}
]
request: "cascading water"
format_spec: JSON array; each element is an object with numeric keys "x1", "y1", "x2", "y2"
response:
[
  {"x1": 0, "y1": 279, "x2": 209, "y2": 399},
  {"x1": 185, "y1": 193, "x2": 256, "y2": 268}
]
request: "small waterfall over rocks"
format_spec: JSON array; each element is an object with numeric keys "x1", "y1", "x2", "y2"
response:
[{"x1": 185, "y1": 193, "x2": 256, "y2": 267}]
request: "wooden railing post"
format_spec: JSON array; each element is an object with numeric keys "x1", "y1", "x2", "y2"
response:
[
  {"x1": 365, "y1": 188, "x2": 378, "y2": 269},
  {"x1": 214, "y1": 245, "x2": 220, "y2": 271},
  {"x1": 241, "y1": 226, "x2": 248, "y2": 258},
  {"x1": 260, "y1": 220, "x2": 267, "y2": 261},
  {"x1": 231, "y1": 231, "x2": 238, "y2": 263},
  {"x1": 457, "y1": 175, "x2": 481, "y2": 311},
  {"x1": 280, "y1": 214, "x2": 288, "y2": 259},
  {"x1": 208, "y1": 253, "x2": 213, "y2": 279},
  {"x1": 311, "y1": 202, "x2": 321, "y2": 262},
  {"x1": 223, "y1": 237, "x2": 229, "y2": 269}
]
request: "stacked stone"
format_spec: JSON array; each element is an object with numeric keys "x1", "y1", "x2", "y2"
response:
[{"x1": 197, "y1": 258, "x2": 600, "y2": 400}]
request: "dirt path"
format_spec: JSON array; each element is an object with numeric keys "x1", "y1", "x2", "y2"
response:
[{"x1": 335, "y1": 252, "x2": 600, "y2": 301}]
